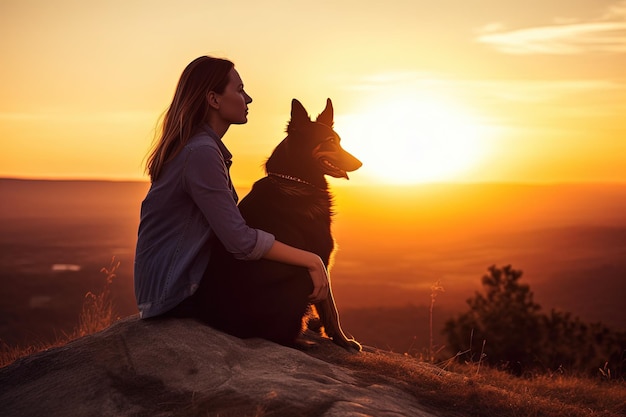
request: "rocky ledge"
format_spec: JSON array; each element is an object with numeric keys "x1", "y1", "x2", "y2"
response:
[{"x1": 0, "y1": 316, "x2": 440, "y2": 417}]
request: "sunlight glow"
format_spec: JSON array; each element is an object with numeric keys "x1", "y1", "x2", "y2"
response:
[{"x1": 337, "y1": 94, "x2": 490, "y2": 184}]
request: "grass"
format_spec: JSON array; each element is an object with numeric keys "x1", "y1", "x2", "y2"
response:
[
  {"x1": 76, "y1": 257, "x2": 120, "y2": 337},
  {"x1": 329, "y1": 349, "x2": 626, "y2": 417},
  {"x1": 429, "y1": 280, "x2": 445, "y2": 363},
  {"x1": 0, "y1": 257, "x2": 120, "y2": 368}
]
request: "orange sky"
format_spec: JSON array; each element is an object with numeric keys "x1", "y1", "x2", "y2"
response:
[{"x1": 1, "y1": 0, "x2": 625, "y2": 185}]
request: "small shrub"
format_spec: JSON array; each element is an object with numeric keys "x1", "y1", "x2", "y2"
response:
[
  {"x1": 444, "y1": 264, "x2": 626, "y2": 377},
  {"x1": 0, "y1": 257, "x2": 121, "y2": 367},
  {"x1": 76, "y1": 257, "x2": 120, "y2": 337}
]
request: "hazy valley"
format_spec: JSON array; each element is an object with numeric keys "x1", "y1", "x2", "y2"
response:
[{"x1": 1, "y1": 178, "x2": 625, "y2": 355}]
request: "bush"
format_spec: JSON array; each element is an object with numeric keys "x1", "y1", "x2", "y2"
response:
[{"x1": 444, "y1": 265, "x2": 626, "y2": 377}]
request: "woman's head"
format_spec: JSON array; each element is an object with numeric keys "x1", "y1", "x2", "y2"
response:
[
  {"x1": 206, "y1": 67, "x2": 253, "y2": 133},
  {"x1": 147, "y1": 56, "x2": 250, "y2": 180},
  {"x1": 169, "y1": 56, "x2": 234, "y2": 128}
]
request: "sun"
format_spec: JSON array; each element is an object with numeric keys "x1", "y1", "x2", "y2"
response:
[{"x1": 336, "y1": 94, "x2": 489, "y2": 184}]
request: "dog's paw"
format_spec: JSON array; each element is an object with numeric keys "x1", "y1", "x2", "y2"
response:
[
  {"x1": 307, "y1": 317, "x2": 323, "y2": 334},
  {"x1": 332, "y1": 336, "x2": 362, "y2": 352}
]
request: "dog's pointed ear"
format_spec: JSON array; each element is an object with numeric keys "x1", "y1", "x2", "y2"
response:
[
  {"x1": 288, "y1": 99, "x2": 311, "y2": 134},
  {"x1": 316, "y1": 98, "x2": 334, "y2": 128}
]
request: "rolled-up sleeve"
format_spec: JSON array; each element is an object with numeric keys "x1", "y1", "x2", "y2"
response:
[
  {"x1": 249, "y1": 229, "x2": 274, "y2": 260},
  {"x1": 182, "y1": 142, "x2": 274, "y2": 260}
]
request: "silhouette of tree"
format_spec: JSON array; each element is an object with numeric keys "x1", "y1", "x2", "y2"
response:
[
  {"x1": 445, "y1": 265, "x2": 543, "y2": 374},
  {"x1": 444, "y1": 264, "x2": 626, "y2": 377},
  {"x1": 541, "y1": 310, "x2": 626, "y2": 377}
]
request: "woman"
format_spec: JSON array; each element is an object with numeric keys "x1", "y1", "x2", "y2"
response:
[{"x1": 134, "y1": 56, "x2": 329, "y2": 344}]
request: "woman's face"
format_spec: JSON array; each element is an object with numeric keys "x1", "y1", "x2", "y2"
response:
[{"x1": 214, "y1": 68, "x2": 253, "y2": 125}]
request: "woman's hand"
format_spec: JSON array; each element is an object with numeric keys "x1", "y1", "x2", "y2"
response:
[
  {"x1": 306, "y1": 256, "x2": 329, "y2": 303},
  {"x1": 262, "y1": 240, "x2": 329, "y2": 302}
]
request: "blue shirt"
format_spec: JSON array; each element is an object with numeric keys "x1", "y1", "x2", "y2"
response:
[{"x1": 134, "y1": 124, "x2": 275, "y2": 318}]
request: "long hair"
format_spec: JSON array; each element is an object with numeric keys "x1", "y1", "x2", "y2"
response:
[{"x1": 146, "y1": 56, "x2": 234, "y2": 181}]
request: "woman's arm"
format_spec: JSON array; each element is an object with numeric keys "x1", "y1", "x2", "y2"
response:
[
  {"x1": 184, "y1": 141, "x2": 272, "y2": 259},
  {"x1": 263, "y1": 240, "x2": 329, "y2": 303}
]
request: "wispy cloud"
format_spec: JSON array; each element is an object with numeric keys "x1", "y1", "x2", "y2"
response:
[
  {"x1": 342, "y1": 72, "x2": 625, "y2": 103},
  {"x1": 476, "y1": 2, "x2": 626, "y2": 54},
  {"x1": 340, "y1": 71, "x2": 442, "y2": 91},
  {"x1": 0, "y1": 110, "x2": 155, "y2": 122},
  {"x1": 458, "y1": 79, "x2": 626, "y2": 103}
]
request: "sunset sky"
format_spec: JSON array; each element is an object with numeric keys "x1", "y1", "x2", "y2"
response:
[{"x1": 1, "y1": 0, "x2": 625, "y2": 185}]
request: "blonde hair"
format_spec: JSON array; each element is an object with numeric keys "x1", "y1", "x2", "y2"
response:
[{"x1": 146, "y1": 56, "x2": 234, "y2": 181}]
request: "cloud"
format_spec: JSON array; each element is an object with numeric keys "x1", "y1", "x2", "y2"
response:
[
  {"x1": 604, "y1": 1, "x2": 626, "y2": 19},
  {"x1": 0, "y1": 110, "x2": 155, "y2": 122},
  {"x1": 476, "y1": 2, "x2": 626, "y2": 54},
  {"x1": 459, "y1": 79, "x2": 626, "y2": 104},
  {"x1": 343, "y1": 72, "x2": 625, "y2": 103},
  {"x1": 339, "y1": 71, "x2": 441, "y2": 91}
]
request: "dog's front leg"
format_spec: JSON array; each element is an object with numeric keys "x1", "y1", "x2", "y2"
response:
[{"x1": 315, "y1": 290, "x2": 361, "y2": 351}]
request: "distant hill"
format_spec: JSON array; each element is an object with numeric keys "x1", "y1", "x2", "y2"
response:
[{"x1": 1, "y1": 178, "x2": 625, "y2": 351}]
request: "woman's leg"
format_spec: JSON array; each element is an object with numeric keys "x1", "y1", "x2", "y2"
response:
[
  {"x1": 158, "y1": 295, "x2": 196, "y2": 319},
  {"x1": 195, "y1": 258, "x2": 313, "y2": 346}
]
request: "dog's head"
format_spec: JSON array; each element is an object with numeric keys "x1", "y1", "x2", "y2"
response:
[{"x1": 266, "y1": 99, "x2": 362, "y2": 185}]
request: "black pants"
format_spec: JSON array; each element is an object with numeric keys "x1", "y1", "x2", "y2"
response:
[{"x1": 165, "y1": 258, "x2": 313, "y2": 346}]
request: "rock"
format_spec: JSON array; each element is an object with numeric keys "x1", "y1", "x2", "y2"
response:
[{"x1": 0, "y1": 316, "x2": 438, "y2": 417}]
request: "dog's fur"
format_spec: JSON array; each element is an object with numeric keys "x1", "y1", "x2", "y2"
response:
[{"x1": 202, "y1": 99, "x2": 361, "y2": 350}]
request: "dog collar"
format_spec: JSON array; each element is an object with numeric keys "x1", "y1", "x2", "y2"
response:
[{"x1": 268, "y1": 172, "x2": 318, "y2": 189}]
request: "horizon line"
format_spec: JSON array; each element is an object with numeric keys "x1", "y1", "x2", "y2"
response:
[{"x1": 2, "y1": 176, "x2": 626, "y2": 187}]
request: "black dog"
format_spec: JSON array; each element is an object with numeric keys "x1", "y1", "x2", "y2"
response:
[{"x1": 199, "y1": 99, "x2": 362, "y2": 350}]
